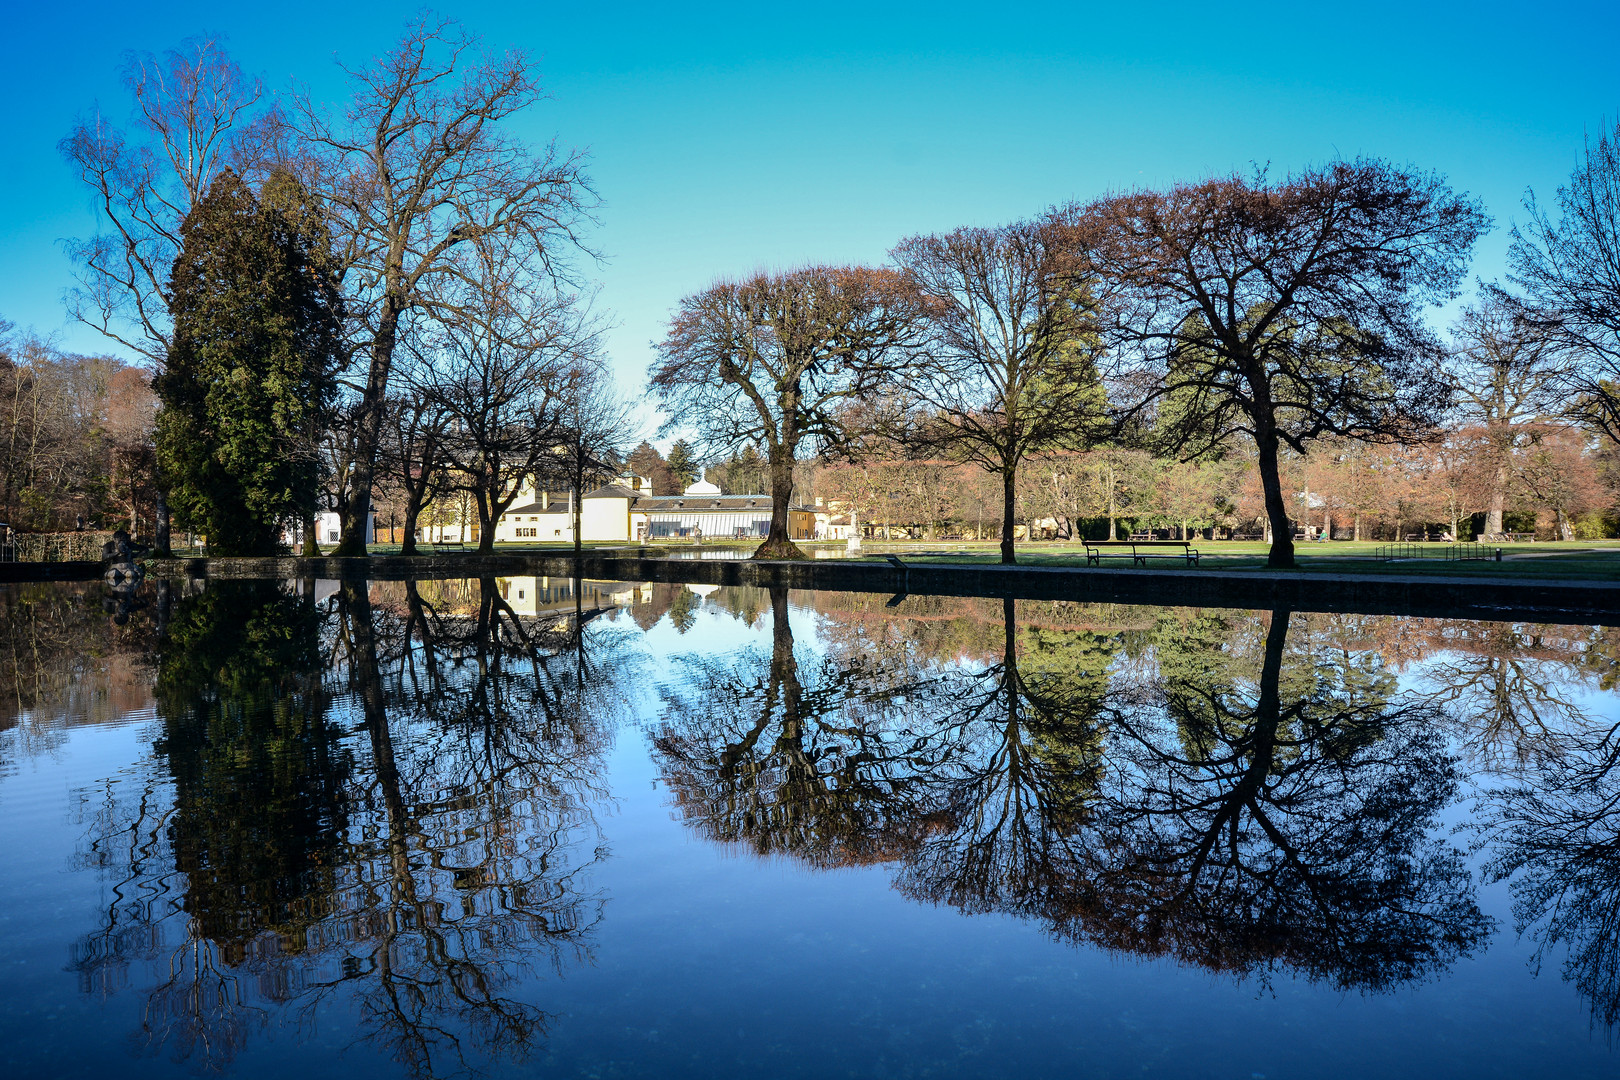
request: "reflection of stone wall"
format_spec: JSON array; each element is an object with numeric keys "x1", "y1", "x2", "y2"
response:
[
  {"x1": 0, "y1": 582, "x2": 157, "y2": 732},
  {"x1": 139, "y1": 552, "x2": 1620, "y2": 624}
]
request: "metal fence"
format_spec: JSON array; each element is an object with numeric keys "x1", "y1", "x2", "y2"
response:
[
  {"x1": 1376, "y1": 542, "x2": 1497, "y2": 563},
  {"x1": 3, "y1": 531, "x2": 114, "y2": 563}
]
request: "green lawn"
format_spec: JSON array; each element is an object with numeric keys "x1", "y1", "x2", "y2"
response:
[{"x1": 844, "y1": 539, "x2": 1620, "y2": 580}]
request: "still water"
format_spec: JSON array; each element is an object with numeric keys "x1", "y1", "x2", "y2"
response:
[{"x1": 3, "y1": 576, "x2": 1619, "y2": 1079}]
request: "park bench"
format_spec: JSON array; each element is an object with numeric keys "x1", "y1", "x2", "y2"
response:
[
  {"x1": 1084, "y1": 540, "x2": 1200, "y2": 567},
  {"x1": 431, "y1": 538, "x2": 467, "y2": 552}
]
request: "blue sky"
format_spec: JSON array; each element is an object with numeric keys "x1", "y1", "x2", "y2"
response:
[{"x1": 3, "y1": 0, "x2": 1616, "y2": 433}]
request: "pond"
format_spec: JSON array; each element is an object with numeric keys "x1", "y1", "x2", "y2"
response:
[{"x1": 2, "y1": 576, "x2": 1618, "y2": 1079}]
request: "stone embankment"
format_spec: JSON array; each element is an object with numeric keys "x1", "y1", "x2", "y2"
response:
[{"x1": 8, "y1": 550, "x2": 1620, "y2": 623}]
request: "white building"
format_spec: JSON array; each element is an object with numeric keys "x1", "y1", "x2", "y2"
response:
[
  {"x1": 496, "y1": 575, "x2": 638, "y2": 617},
  {"x1": 492, "y1": 478, "x2": 815, "y2": 545},
  {"x1": 492, "y1": 476, "x2": 650, "y2": 544},
  {"x1": 628, "y1": 481, "x2": 815, "y2": 541},
  {"x1": 284, "y1": 509, "x2": 374, "y2": 550}
]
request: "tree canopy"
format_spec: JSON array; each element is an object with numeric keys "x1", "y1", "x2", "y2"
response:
[
  {"x1": 156, "y1": 169, "x2": 340, "y2": 555},
  {"x1": 650, "y1": 265, "x2": 930, "y2": 558},
  {"x1": 1068, "y1": 160, "x2": 1488, "y2": 566}
]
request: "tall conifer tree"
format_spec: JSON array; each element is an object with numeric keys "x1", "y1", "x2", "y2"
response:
[{"x1": 157, "y1": 170, "x2": 340, "y2": 555}]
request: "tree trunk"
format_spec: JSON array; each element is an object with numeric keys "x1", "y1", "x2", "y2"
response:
[
  {"x1": 767, "y1": 584, "x2": 803, "y2": 735},
  {"x1": 300, "y1": 508, "x2": 322, "y2": 556},
  {"x1": 1106, "y1": 464, "x2": 1117, "y2": 540},
  {"x1": 476, "y1": 492, "x2": 497, "y2": 555},
  {"x1": 572, "y1": 480, "x2": 583, "y2": 556},
  {"x1": 345, "y1": 580, "x2": 415, "y2": 913},
  {"x1": 754, "y1": 451, "x2": 805, "y2": 559},
  {"x1": 334, "y1": 300, "x2": 402, "y2": 556},
  {"x1": 399, "y1": 492, "x2": 422, "y2": 556},
  {"x1": 153, "y1": 488, "x2": 172, "y2": 558},
  {"x1": 1256, "y1": 607, "x2": 1289, "y2": 730},
  {"x1": 1000, "y1": 463, "x2": 1017, "y2": 564},
  {"x1": 154, "y1": 577, "x2": 172, "y2": 638},
  {"x1": 1256, "y1": 428, "x2": 1295, "y2": 567},
  {"x1": 1487, "y1": 465, "x2": 1506, "y2": 537},
  {"x1": 1002, "y1": 595, "x2": 1017, "y2": 679}
]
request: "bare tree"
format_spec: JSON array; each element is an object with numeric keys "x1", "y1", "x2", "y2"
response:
[
  {"x1": 0, "y1": 327, "x2": 156, "y2": 532},
  {"x1": 1446, "y1": 289, "x2": 1570, "y2": 536},
  {"x1": 420, "y1": 240, "x2": 603, "y2": 554},
  {"x1": 893, "y1": 221, "x2": 1109, "y2": 563},
  {"x1": 650, "y1": 266, "x2": 930, "y2": 559},
  {"x1": 555, "y1": 370, "x2": 638, "y2": 554},
  {"x1": 60, "y1": 36, "x2": 269, "y2": 553},
  {"x1": 379, "y1": 388, "x2": 453, "y2": 557},
  {"x1": 1509, "y1": 119, "x2": 1620, "y2": 442},
  {"x1": 59, "y1": 37, "x2": 266, "y2": 362},
  {"x1": 291, "y1": 15, "x2": 596, "y2": 555},
  {"x1": 1067, "y1": 160, "x2": 1487, "y2": 567}
]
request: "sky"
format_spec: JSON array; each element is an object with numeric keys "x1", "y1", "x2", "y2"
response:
[{"x1": 3, "y1": 0, "x2": 1617, "y2": 441}]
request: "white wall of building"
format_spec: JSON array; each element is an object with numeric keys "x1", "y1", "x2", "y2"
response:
[
  {"x1": 282, "y1": 511, "x2": 374, "y2": 549},
  {"x1": 495, "y1": 509, "x2": 574, "y2": 543},
  {"x1": 582, "y1": 495, "x2": 630, "y2": 542}
]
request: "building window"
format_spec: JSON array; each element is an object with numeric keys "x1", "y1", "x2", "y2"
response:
[{"x1": 327, "y1": 530, "x2": 340, "y2": 542}]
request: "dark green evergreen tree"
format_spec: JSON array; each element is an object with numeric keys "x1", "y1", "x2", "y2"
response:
[
  {"x1": 157, "y1": 170, "x2": 340, "y2": 555},
  {"x1": 665, "y1": 438, "x2": 700, "y2": 488}
]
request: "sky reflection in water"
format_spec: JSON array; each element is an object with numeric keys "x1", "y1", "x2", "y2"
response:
[{"x1": 2, "y1": 577, "x2": 1619, "y2": 1079}]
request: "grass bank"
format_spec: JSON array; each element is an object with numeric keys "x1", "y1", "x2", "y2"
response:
[{"x1": 836, "y1": 539, "x2": 1620, "y2": 581}]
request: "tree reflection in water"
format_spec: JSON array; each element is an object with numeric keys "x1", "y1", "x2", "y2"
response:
[
  {"x1": 652, "y1": 584, "x2": 955, "y2": 868},
  {"x1": 36, "y1": 575, "x2": 1620, "y2": 1056},
  {"x1": 68, "y1": 576, "x2": 635, "y2": 1077},
  {"x1": 1481, "y1": 705, "x2": 1620, "y2": 1029},
  {"x1": 1068, "y1": 607, "x2": 1491, "y2": 990},
  {"x1": 654, "y1": 594, "x2": 1493, "y2": 993},
  {"x1": 891, "y1": 597, "x2": 1112, "y2": 921}
]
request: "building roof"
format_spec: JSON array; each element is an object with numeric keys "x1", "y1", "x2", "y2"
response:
[
  {"x1": 507, "y1": 486, "x2": 814, "y2": 513},
  {"x1": 582, "y1": 484, "x2": 643, "y2": 500},
  {"x1": 502, "y1": 501, "x2": 572, "y2": 516},
  {"x1": 631, "y1": 494, "x2": 813, "y2": 512}
]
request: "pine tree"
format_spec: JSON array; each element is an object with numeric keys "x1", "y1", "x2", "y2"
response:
[
  {"x1": 157, "y1": 170, "x2": 340, "y2": 555},
  {"x1": 735, "y1": 444, "x2": 767, "y2": 494},
  {"x1": 666, "y1": 439, "x2": 700, "y2": 489}
]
